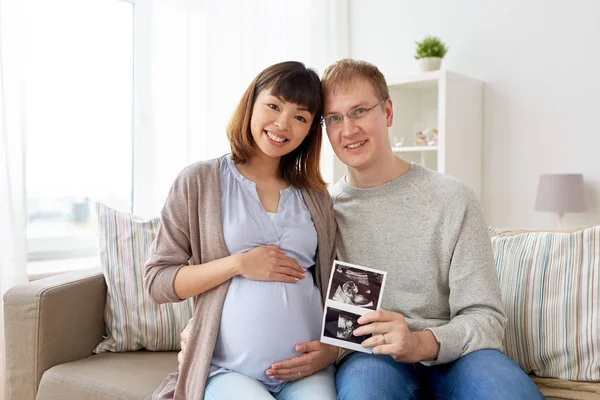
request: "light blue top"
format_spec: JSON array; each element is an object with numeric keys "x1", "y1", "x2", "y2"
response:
[{"x1": 209, "y1": 155, "x2": 324, "y2": 392}]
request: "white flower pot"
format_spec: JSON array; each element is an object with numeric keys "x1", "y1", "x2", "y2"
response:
[{"x1": 419, "y1": 57, "x2": 442, "y2": 72}]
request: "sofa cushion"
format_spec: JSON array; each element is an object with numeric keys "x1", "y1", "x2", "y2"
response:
[
  {"x1": 36, "y1": 351, "x2": 178, "y2": 400},
  {"x1": 94, "y1": 203, "x2": 194, "y2": 353},
  {"x1": 490, "y1": 226, "x2": 600, "y2": 382}
]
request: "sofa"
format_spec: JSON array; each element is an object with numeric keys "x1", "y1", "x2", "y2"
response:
[
  {"x1": 4, "y1": 267, "x2": 178, "y2": 400},
  {"x1": 4, "y1": 227, "x2": 600, "y2": 400}
]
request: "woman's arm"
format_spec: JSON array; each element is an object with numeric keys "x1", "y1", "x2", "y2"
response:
[
  {"x1": 173, "y1": 255, "x2": 240, "y2": 299},
  {"x1": 174, "y1": 245, "x2": 307, "y2": 300},
  {"x1": 145, "y1": 210, "x2": 306, "y2": 303},
  {"x1": 145, "y1": 163, "x2": 308, "y2": 303}
]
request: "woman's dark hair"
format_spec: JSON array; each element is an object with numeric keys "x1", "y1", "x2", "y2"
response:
[{"x1": 227, "y1": 61, "x2": 326, "y2": 191}]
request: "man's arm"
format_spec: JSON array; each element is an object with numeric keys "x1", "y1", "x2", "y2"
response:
[
  {"x1": 423, "y1": 187, "x2": 507, "y2": 365},
  {"x1": 354, "y1": 310, "x2": 440, "y2": 363},
  {"x1": 412, "y1": 330, "x2": 440, "y2": 361},
  {"x1": 354, "y1": 187, "x2": 505, "y2": 365}
]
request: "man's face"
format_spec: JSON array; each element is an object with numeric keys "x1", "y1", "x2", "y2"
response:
[{"x1": 323, "y1": 78, "x2": 393, "y2": 172}]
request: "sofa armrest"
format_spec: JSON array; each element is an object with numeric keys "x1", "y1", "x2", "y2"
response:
[{"x1": 3, "y1": 267, "x2": 106, "y2": 400}]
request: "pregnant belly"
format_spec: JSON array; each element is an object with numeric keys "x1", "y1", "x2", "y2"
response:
[{"x1": 211, "y1": 272, "x2": 323, "y2": 382}]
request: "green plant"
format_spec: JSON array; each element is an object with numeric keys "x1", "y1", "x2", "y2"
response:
[{"x1": 414, "y1": 35, "x2": 448, "y2": 60}]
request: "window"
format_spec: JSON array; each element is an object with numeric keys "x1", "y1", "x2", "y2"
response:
[{"x1": 25, "y1": 0, "x2": 134, "y2": 261}]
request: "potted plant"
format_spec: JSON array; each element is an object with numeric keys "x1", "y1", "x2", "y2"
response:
[{"x1": 415, "y1": 35, "x2": 448, "y2": 72}]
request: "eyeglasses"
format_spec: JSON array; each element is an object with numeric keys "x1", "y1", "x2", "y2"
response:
[{"x1": 321, "y1": 98, "x2": 388, "y2": 130}]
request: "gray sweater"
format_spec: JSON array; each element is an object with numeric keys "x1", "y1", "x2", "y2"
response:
[
  {"x1": 144, "y1": 156, "x2": 337, "y2": 399},
  {"x1": 329, "y1": 163, "x2": 507, "y2": 365}
]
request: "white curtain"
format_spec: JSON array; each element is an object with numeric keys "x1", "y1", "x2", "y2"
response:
[
  {"x1": 133, "y1": 0, "x2": 348, "y2": 218},
  {"x1": 0, "y1": 0, "x2": 29, "y2": 392}
]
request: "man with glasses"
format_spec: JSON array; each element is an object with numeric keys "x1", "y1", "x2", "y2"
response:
[
  {"x1": 267, "y1": 59, "x2": 543, "y2": 399},
  {"x1": 179, "y1": 59, "x2": 544, "y2": 399}
]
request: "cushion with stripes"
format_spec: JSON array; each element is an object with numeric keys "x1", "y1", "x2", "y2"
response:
[
  {"x1": 489, "y1": 226, "x2": 600, "y2": 381},
  {"x1": 94, "y1": 202, "x2": 194, "y2": 353}
]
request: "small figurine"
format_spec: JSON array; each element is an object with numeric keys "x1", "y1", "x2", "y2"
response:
[
  {"x1": 423, "y1": 128, "x2": 439, "y2": 146},
  {"x1": 415, "y1": 132, "x2": 428, "y2": 146}
]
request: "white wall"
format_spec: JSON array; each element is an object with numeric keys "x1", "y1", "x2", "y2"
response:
[{"x1": 348, "y1": 0, "x2": 600, "y2": 229}]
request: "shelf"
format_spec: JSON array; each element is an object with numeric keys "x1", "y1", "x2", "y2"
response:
[
  {"x1": 387, "y1": 70, "x2": 441, "y2": 91},
  {"x1": 392, "y1": 146, "x2": 438, "y2": 153}
]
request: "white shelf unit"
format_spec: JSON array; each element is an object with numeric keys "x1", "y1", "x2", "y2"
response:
[
  {"x1": 387, "y1": 70, "x2": 483, "y2": 200},
  {"x1": 391, "y1": 146, "x2": 438, "y2": 153}
]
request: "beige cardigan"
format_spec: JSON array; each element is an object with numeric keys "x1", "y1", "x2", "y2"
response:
[{"x1": 144, "y1": 156, "x2": 337, "y2": 400}]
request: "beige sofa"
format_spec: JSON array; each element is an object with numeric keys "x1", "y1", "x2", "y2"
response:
[
  {"x1": 4, "y1": 268, "x2": 178, "y2": 400},
  {"x1": 4, "y1": 231, "x2": 600, "y2": 400}
]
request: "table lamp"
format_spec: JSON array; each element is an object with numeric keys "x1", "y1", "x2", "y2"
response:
[{"x1": 534, "y1": 173, "x2": 587, "y2": 228}]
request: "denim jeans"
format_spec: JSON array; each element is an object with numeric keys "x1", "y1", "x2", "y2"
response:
[
  {"x1": 336, "y1": 350, "x2": 545, "y2": 400},
  {"x1": 205, "y1": 366, "x2": 336, "y2": 400}
]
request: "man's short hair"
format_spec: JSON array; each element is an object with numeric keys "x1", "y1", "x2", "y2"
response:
[{"x1": 321, "y1": 59, "x2": 390, "y2": 100}]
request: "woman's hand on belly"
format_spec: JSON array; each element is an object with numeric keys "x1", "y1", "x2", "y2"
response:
[
  {"x1": 265, "y1": 340, "x2": 339, "y2": 382},
  {"x1": 236, "y1": 245, "x2": 306, "y2": 283}
]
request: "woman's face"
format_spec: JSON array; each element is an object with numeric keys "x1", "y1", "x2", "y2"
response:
[{"x1": 249, "y1": 88, "x2": 314, "y2": 159}]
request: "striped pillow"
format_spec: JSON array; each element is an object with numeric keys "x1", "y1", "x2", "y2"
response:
[
  {"x1": 490, "y1": 226, "x2": 600, "y2": 381},
  {"x1": 94, "y1": 203, "x2": 194, "y2": 353}
]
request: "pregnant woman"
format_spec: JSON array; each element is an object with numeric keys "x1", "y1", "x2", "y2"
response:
[{"x1": 144, "y1": 61, "x2": 338, "y2": 400}]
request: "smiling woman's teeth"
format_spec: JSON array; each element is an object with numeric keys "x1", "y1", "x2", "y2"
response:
[
  {"x1": 347, "y1": 140, "x2": 366, "y2": 149},
  {"x1": 266, "y1": 131, "x2": 286, "y2": 143}
]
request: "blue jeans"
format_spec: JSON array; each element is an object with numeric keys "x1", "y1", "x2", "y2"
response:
[
  {"x1": 205, "y1": 366, "x2": 336, "y2": 400},
  {"x1": 336, "y1": 350, "x2": 545, "y2": 400}
]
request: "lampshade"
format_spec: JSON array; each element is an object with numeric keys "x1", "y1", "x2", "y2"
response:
[{"x1": 534, "y1": 174, "x2": 587, "y2": 213}]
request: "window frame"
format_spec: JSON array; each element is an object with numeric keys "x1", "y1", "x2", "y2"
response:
[{"x1": 26, "y1": 0, "x2": 143, "y2": 262}]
